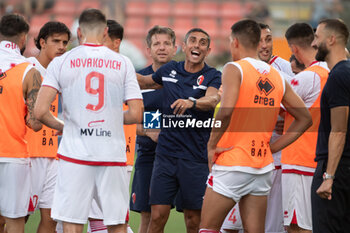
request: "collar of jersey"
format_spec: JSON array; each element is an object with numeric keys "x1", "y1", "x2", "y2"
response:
[{"x1": 83, "y1": 43, "x2": 103, "y2": 47}]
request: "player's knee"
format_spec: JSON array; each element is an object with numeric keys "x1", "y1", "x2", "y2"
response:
[{"x1": 150, "y1": 210, "x2": 167, "y2": 224}]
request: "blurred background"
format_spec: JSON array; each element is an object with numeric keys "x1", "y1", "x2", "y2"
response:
[{"x1": 0, "y1": 0, "x2": 349, "y2": 70}]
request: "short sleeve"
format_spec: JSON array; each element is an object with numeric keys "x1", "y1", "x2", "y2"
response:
[
  {"x1": 123, "y1": 56, "x2": 143, "y2": 101},
  {"x1": 327, "y1": 71, "x2": 350, "y2": 108},
  {"x1": 207, "y1": 70, "x2": 222, "y2": 89},
  {"x1": 289, "y1": 71, "x2": 321, "y2": 108},
  {"x1": 42, "y1": 57, "x2": 61, "y2": 91},
  {"x1": 152, "y1": 62, "x2": 171, "y2": 85}
]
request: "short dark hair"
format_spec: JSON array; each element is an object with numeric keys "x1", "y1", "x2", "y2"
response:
[
  {"x1": 285, "y1": 23, "x2": 314, "y2": 48},
  {"x1": 259, "y1": 23, "x2": 271, "y2": 31},
  {"x1": 79, "y1": 8, "x2": 106, "y2": 27},
  {"x1": 34, "y1": 21, "x2": 71, "y2": 50},
  {"x1": 146, "y1": 25, "x2": 176, "y2": 48},
  {"x1": 184, "y1": 28, "x2": 210, "y2": 48},
  {"x1": 0, "y1": 14, "x2": 29, "y2": 37},
  {"x1": 231, "y1": 19, "x2": 261, "y2": 49},
  {"x1": 107, "y1": 19, "x2": 123, "y2": 40},
  {"x1": 290, "y1": 54, "x2": 305, "y2": 70},
  {"x1": 319, "y1": 18, "x2": 349, "y2": 46}
]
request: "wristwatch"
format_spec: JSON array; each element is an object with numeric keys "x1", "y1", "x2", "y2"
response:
[
  {"x1": 323, "y1": 172, "x2": 335, "y2": 180},
  {"x1": 188, "y1": 97, "x2": 197, "y2": 109}
]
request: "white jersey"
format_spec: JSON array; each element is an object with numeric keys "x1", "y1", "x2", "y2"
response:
[
  {"x1": 269, "y1": 55, "x2": 294, "y2": 77},
  {"x1": 43, "y1": 44, "x2": 142, "y2": 164},
  {"x1": 288, "y1": 61, "x2": 328, "y2": 109},
  {"x1": 26, "y1": 57, "x2": 46, "y2": 77},
  {"x1": 268, "y1": 55, "x2": 294, "y2": 167},
  {"x1": 282, "y1": 61, "x2": 329, "y2": 173}
]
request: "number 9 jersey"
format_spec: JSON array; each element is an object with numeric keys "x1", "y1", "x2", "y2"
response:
[{"x1": 42, "y1": 44, "x2": 142, "y2": 164}]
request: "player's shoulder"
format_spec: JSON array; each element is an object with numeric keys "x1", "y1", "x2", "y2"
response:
[{"x1": 137, "y1": 65, "x2": 154, "y2": 75}]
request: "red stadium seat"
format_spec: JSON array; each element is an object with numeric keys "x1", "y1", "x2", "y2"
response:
[
  {"x1": 29, "y1": 14, "x2": 52, "y2": 37},
  {"x1": 195, "y1": 1, "x2": 219, "y2": 18},
  {"x1": 197, "y1": 18, "x2": 219, "y2": 39},
  {"x1": 148, "y1": 17, "x2": 170, "y2": 28},
  {"x1": 77, "y1": 1, "x2": 101, "y2": 13},
  {"x1": 173, "y1": 18, "x2": 195, "y2": 40},
  {"x1": 125, "y1": 1, "x2": 148, "y2": 17},
  {"x1": 220, "y1": 18, "x2": 238, "y2": 38},
  {"x1": 55, "y1": 15, "x2": 75, "y2": 30},
  {"x1": 173, "y1": 1, "x2": 194, "y2": 18},
  {"x1": 124, "y1": 17, "x2": 147, "y2": 37},
  {"x1": 52, "y1": 1, "x2": 76, "y2": 16},
  {"x1": 149, "y1": 1, "x2": 171, "y2": 18},
  {"x1": 220, "y1": 2, "x2": 244, "y2": 20}
]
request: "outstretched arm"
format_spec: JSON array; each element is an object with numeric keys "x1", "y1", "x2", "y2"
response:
[{"x1": 137, "y1": 74, "x2": 162, "y2": 90}]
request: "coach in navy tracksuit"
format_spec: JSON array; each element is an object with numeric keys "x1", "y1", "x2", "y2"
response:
[
  {"x1": 137, "y1": 28, "x2": 221, "y2": 233},
  {"x1": 130, "y1": 26, "x2": 178, "y2": 233}
]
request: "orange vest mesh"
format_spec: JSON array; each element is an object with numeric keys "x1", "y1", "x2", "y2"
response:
[
  {"x1": 0, "y1": 62, "x2": 31, "y2": 157},
  {"x1": 216, "y1": 60, "x2": 284, "y2": 168},
  {"x1": 25, "y1": 94, "x2": 58, "y2": 158},
  {"x1": 123, "y1": 104, "x2": 136, "y2": 166},
  {"x1": 281, "y1": 65, "x2": 329, "y2": 168}
]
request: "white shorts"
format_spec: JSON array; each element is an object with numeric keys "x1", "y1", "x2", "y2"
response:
[
  {"x1": 51, "y1": 159, "x2": 129, "y2": 226},
  {"x1": 89, "y1": 169, "x2": 132, "y2": 220},
  {"x1": 221, "y1": 204, "x2": 242, "y2": 231},
  {"x1": 265, "y1": 168, "x2": 285, "y2": 233},
  {"x1": 209, "y1": 170, "x2": 273, "y2": 203},
  {"x1": 220, "y1": 168, "x2": 284, "y2": 233},
  {"x1": 29, "y1": 157, "x2": 58, "y2": 212},
  {"x1": 0, "y1": 162, "x2": 31, "y2": 218},
  {"x1": 282, "y1": 173, "x2": 312, "y2": 230}
]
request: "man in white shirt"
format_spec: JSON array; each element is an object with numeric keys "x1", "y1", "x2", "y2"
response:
[
  {"x1": 34, "y1": 9, "x2": 143, "y2": 233},
  {"x1": 26, "y1": 21, "x2": 70, "y2": 233},
  {"x1": 281, "y1": 22, "x2": 329, "y2": 233}
]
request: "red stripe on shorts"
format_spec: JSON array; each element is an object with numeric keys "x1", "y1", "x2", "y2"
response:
[
  {"x1": 282, "y1": 169, "x2": 314, "y2": 176},
  {"x1": 58, "y1": 154, "x2": 127, "y2": 166}
]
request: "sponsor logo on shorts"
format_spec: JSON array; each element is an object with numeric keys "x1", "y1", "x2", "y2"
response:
[{"x1": 132, "y1": 192, "x2": 136, "y2": 204}]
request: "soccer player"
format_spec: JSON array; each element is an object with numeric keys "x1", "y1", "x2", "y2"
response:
[
  {"x1": 311, "y1": 18, "x2": 350, "y2": 233},
  {"x1": 221, "y1": 22, "x2": 293, "y2": 233},
  {"x1": 25, "y1": 21, "x2": 71, "y2": 233},
  {"x1": 137, "y1": 28, "x2": 221, "y2": 233},
  {"x1": 258, "y1": 23, "x2": 295, "y2": 77},
  {"x1": 282, "y1": 22, "x2": 329, "y2": 233},
  {"x1": 87, "y1": 19, "x2": 135, "y2": 233},
  {"x1": 34, "y1": 9, "x2": 143, "y2": 233},
  {"x1": 199, "y1": 19, "x2": 312, "y2": 233},
  {"x1": 130, "y1": 25, "x2": 177, "y2": 233},
  {"x1": 0, "y1": 13, "x2": 42, "y2": 233}
]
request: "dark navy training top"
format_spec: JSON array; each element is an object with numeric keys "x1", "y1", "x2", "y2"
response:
[
  {"x1": 316, "y1": 60, "x2": 350, "y2": 161},
  {"x1": 152, "y1": 61, "x2": 221, "y2": 163},
  {"x1": 136, "y1": 65, "x2": 160, "y2": 163}
]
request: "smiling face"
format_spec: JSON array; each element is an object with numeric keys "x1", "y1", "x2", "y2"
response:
[
  {"x1": 147, "y1": 33, "x2": 177, "y2": 65},
  {"x1": 312, "y1": 24, "x2": 330, "y2": 62},
  {"x1": 41, "y1": 33, "x2": 69, "y2": 60},
  {"x1": 183, "y1": 31, "x2": 211, "y2": 65},
  {"x1": 258, "y1": 28, "x2": 273, "y2": 62}
]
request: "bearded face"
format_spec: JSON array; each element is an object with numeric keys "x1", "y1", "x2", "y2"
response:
[{"x1": 315, "y1": 42, "x2": 329, "y2": 62}]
